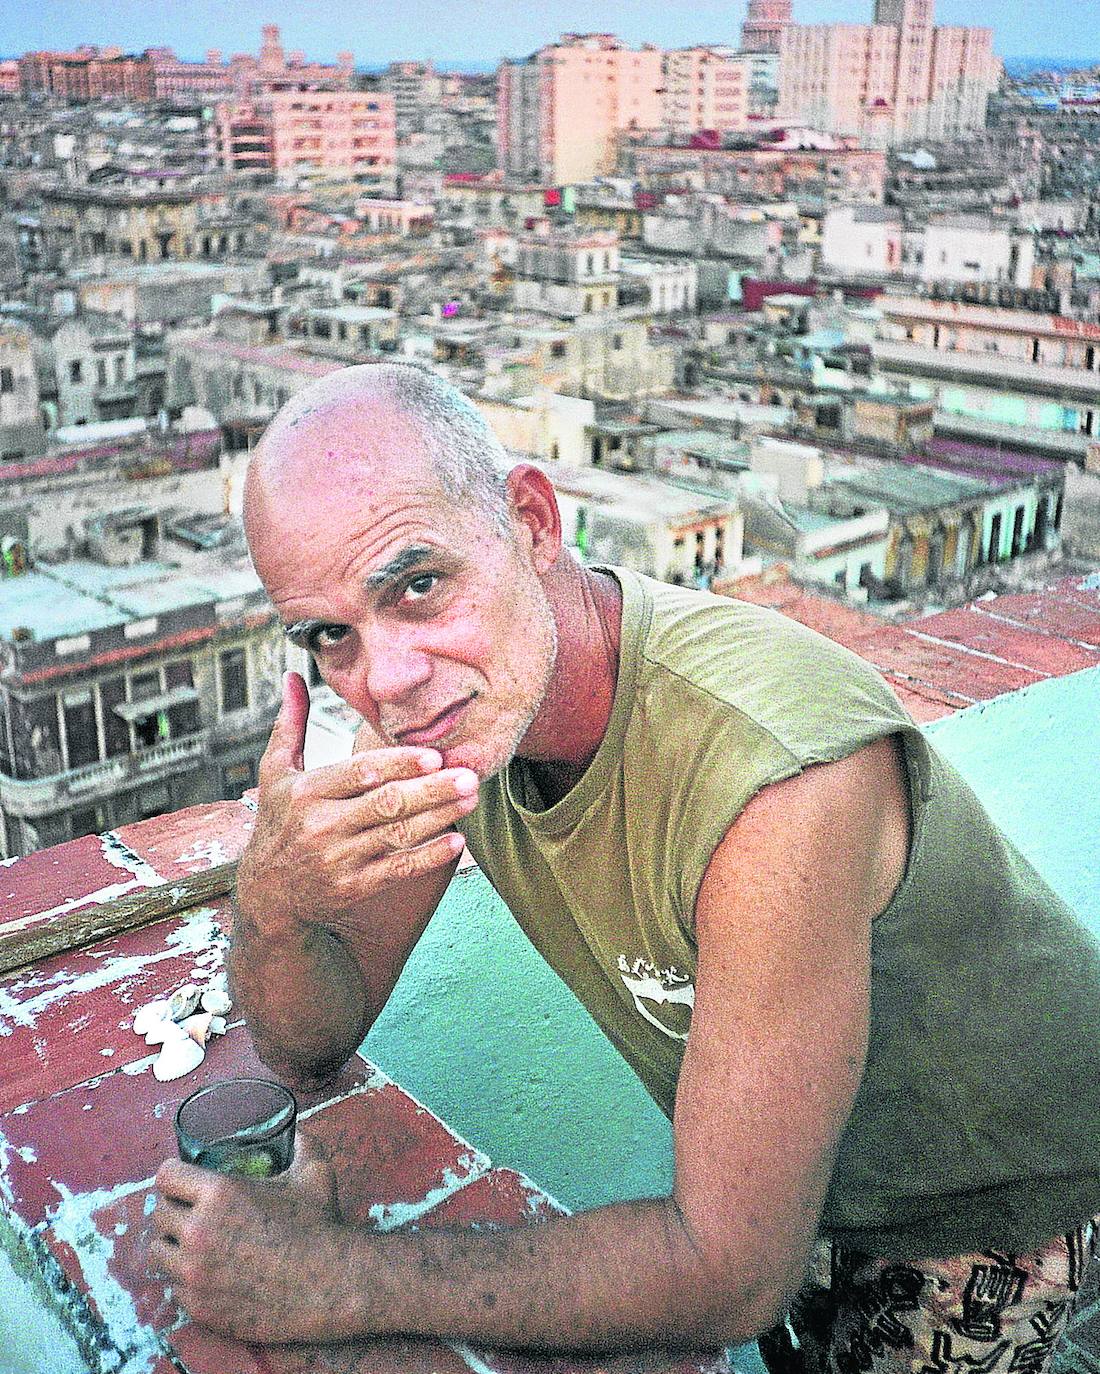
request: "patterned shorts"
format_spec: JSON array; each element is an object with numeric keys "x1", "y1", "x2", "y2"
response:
[{"x1": 757, "y1": 1221, "x2": 1100, "y2": 1374}]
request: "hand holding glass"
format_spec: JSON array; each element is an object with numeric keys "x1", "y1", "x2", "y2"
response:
[{"x1": 175, "y1": 1078, "x2": 297, "y2": 1178}]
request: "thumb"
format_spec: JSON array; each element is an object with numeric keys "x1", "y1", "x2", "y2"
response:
[
  {"x1": 288, "y1": 1131, "x2": 338, "y2": 1216},
  {"x1": 264, "y1": 671, "x2": 310, "y2": 776}
]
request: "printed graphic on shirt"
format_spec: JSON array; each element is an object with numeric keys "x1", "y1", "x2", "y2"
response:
[{"x1": 617, "y1": 955, "x2": 695, "y2": 1041}]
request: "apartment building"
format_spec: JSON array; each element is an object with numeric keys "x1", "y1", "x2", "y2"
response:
[
  {"x1": 381, "y1": 61, "x2": 444, "y2": 132},
  {"x1": 629, "y1": 139, "x2": 887, "y2": 206},
  {"x1": 213, "y1": 91, "x2": 397, "y2": 186},
  {"x1": 513, "y1": 228, "x2": 621, "y2": 319},
  {"x1": 821, "y1": 208, "x2": 1036, "y2": 287},
  {"x1": 0, "y1": 326, "x2": 46, "y2": 461},
  {"x1": 663, "y1": 48, "x2": 751, "y2": 139},
  {"x1": 873, "y1": 295, "x2": 1100, "y2": 455},
  {"x1": 776, "y1": 0, "x2": 998, "y2": 147},
  {"x1": 17, "y1": 48, "x2": 154, "y2": 102},
  {"x1": 498, "y1": 34, "x2": 665, "y2": 185},
  {"x1": 38, "y1": 182, "x2": 204, "y2": 268},
  {"x1": 48, "y1": 314, "x2": 137, "y2": 428}
]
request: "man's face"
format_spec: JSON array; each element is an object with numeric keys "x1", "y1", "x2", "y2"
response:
[{"x1": 248, "y1": 435, "x2": 558, "y2": 781}]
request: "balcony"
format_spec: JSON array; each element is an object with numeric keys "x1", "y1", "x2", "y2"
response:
[{"x1": 0, "y1": 729, "x2": 208, "y2": 819}]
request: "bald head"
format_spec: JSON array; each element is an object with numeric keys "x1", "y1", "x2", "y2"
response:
[{"x1": 244, "y1": 363, "x2": 511, "y2": 550}]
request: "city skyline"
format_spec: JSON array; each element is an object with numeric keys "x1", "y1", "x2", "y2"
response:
[{"x1": 4, "y1": 0, "x2": 1096, "y2": 65}]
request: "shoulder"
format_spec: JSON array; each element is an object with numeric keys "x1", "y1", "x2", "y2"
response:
[{"x1": 699, "y1": 734, "x2": 912, "y2": 933}]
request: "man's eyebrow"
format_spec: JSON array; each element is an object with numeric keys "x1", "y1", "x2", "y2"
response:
[
  {"x1": 283, "y1": 619, "x2": 325, "y2": 648},
  {"x1": 363, "y1": 544, "x2": 435, "y2": 591}
]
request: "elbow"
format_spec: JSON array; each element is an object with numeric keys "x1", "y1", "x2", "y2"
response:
[
  {"x1": 668, "y1": 1208, "x2": 806, "y2": 1349},
  {"x1": 247, "y1": 1025, "x2": 360, "y2": 1095},
  {"x1": 691, "y1": 1279, "x2": 795, "y2": 1350}
]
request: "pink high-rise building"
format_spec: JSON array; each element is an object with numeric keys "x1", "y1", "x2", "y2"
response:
[
  {"x1": 775, "y1": 0, "x2": 997, "y2": 146},
  {"x1": 740, "y1": 0, "x2": 793, "y2": 54},
  {"x1": 498, "y1": 34, "x2": 664, "y2": 185},
  {"x1": 268, "y1": 91, "x2": 395, "y2": 182},
  {"x1": 213, "y1": 91, "x2": 395, "y2": 183}
]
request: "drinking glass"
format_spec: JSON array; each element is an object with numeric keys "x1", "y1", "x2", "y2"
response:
[{"x1": 175, "y1": 1078, "x2": 297, "y2": 1178}]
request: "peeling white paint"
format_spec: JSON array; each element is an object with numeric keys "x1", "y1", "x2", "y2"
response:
[
  {"x1": 0, "y1": 880, "x2": 153, "y2": 939},
  {"x1": 367, "y1": 1151, "x2": 491, "y2": 1232},
  {"x1": 98, "y1": 833, "x2": 162, "y2": 889},
  {"x1": 47, "y1": 1178, "x2": 169, "y2": 1374},
  {"x1": 0, "y1": 909, "x2": 225, "y2": 1037},
  {"x1": 298, "y1": 1064, "x2": 392, "y2": 1123},
  {"x1": 173, "y1": 838, "x2": 230, "y2": 871}
]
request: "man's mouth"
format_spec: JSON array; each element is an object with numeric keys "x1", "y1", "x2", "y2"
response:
[{"x1": 393, "y1": 696, "x2": 473, "y2": 747}]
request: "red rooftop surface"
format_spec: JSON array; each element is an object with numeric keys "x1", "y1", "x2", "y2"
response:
[
  {"x1": 731, "y1": 570, "x2": 1100, "y2": 722},
  {"x1": 3, "y1": 571, "x2": 1100, "y2": 1371},
  {"x1": 0, "y1": 800, "x2": 725, "y2": 1374}
]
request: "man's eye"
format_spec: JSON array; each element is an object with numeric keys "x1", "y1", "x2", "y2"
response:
[
  {"x1": 404, "y1": 573, "x2": 438, "y2": 601},
  {"x1": 308, "y1": 625, "x2": 348, "y2": 652}
]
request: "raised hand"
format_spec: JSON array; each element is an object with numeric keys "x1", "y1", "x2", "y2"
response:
[{"x1": 235, "y1": 672, "x2": 478, "y2": 943}]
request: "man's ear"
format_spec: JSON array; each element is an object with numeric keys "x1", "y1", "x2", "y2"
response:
[{"x1": 505, "y1": 464, "x2": 562, "y2": 573}]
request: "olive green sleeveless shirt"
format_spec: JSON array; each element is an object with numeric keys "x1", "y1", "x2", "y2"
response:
[{"x1": 458, "y1": 567, "x2": 1100, "y2": 1258}]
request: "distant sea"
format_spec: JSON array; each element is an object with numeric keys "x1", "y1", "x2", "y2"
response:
[
  {"x1": 1004, "y1": 56, "x2": 1098, "y2": 76},
  {"x1": 355, "y1": 60, "x2": 498, "y2": 75}
]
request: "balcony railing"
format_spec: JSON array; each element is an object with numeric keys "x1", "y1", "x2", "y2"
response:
[{"x1": 0, "y1": 730, "x2": 209, "y2": 819}]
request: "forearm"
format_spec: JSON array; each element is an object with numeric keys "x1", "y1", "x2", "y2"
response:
[
  {"x1": 325, "y1": 1197, "x2": 771, "y2": 1354},
  {"x1": 227, "y1": 899, "x2": 369, "y2": 1087}
]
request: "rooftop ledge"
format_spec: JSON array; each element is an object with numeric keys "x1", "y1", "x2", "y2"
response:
[{"x1": 2, "y1": 574, "x2": 1100, "y2": 1373}]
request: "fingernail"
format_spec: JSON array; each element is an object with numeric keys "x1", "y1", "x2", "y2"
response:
[
  {"x1": 417, "y1": 750, "x2": 442, "y2": 769},
  {"x1": 453, "y1": 770, "x2": 478, "y2": 796}
]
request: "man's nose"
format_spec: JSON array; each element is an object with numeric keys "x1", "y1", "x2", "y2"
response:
[{"x1": 362, "y1": 631, "x2": 433, "y2": 706}]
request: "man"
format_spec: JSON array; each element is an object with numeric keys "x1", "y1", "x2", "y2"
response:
[{"x1": 153, "y1": 364, "x2": 1100, "y2": 1369}]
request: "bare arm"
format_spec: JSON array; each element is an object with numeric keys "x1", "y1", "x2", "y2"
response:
[
  {"x1": 157, "y1": 736, "x2": 909, "y2": 1352},
  {"x1": 229, "y1": 673, "x2": 472, "y2": 1087}
]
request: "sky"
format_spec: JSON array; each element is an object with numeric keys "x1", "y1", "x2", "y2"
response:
[{"x1": 2, "y1": 0, "x2": 1095, "y2": 66}]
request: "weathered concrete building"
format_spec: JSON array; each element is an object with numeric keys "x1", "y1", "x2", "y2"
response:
[
  {"x1": 0, "y1": 544, "x2": 281, "y2": 855},
  {"x1": 0, "y1": 324, "x2": 46, "y2": 461},
  {"x1": 873, "y1": 295, "x2": 1100, "y2": 456},
  {"x1": 513, "y1": 228, "x2": 621, "y2": 319},
  {"x1": 48, "y1": 313, "x2": 137, "y2": 428}
]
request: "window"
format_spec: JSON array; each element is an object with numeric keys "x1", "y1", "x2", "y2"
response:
[
  {"x1": 97, "y1": 360, "x2": 108, "y2": 387},
  {"x1": 219, "y1": 647, "x2": 248, "y2": 713},
  {"x1": 63, "y1": 690, "x2": 99, "y2": 770},
  {"x1": 69, "y1": 360, "x2": 83, "y2": 384},
  {"x1": 551, "y1": 341, "x2": 566, "y2": 358},
  {"x1": 131, "y1": 670, "x2": 160, "y2": 700},
  {"x1": 70, "y1": 804, "x2": 107, "y2": 840},
  {"x1": 0, "y1": 367, "x2": 12, "y2": 393},
  {"x1": 221, "y1": 759, "x2": 257, "y2": 800},
  {"x1": 612, "y1": 334, "x2": 623, "y2": 351}
]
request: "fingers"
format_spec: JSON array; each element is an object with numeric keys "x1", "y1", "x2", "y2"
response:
[
  {"x1": 259, "y1": 671, "x2": 311, "y2": 783},
  {"x1": 364, "y1": 829, "x2": 466, "y2": 885},
  {"x1": 155, "y1": 1158, "x2": 208, "y2": 1205},
  {"x1": 309, "y1": 745, "x2": 445, "y2": 802}
]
